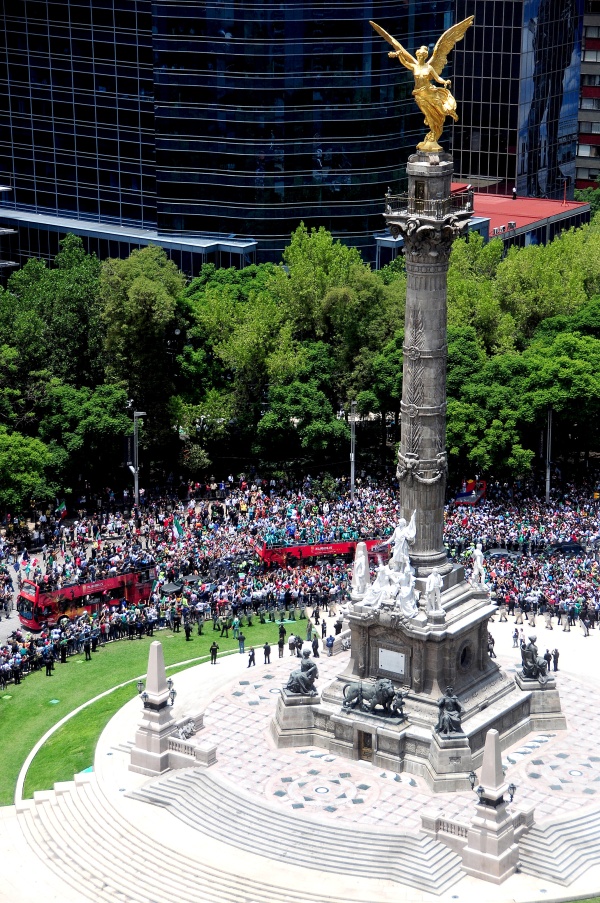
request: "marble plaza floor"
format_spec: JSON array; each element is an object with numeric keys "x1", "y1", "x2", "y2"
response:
[{"x1": 4, "y1": 612, "x2": 600, "y2": 902}]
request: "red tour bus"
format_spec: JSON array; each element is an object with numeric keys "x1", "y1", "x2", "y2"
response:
[
  {"x1": 251, "y1": 538, "x2": 384, "y2": 567},
  {"x1": 17, "y1": 568, "x2": 155, "y2": 631}
]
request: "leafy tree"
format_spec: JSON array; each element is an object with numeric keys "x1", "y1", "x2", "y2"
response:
[
  {"x1": 446, "y1": 328, "x2": 600, "y2": 476},
  {"x1": 0, "y1": 427, "x2": 57, "y2": 512},
  {"x1": 447, "y1": 234, "x2": 509, "y2": 353},
  {"x1": 515, "y1": 332, "x2": 600, "y2": 465},
  {"x1": 575, "y1": 178, "x2": 600, "y2": 215},
  {"x1": 5, "y1": 234, "x2": 102, "y2": 385},
  {"x1": 533, "y1": 295, "x2": 600, "y2": 342},
  {"x1": 272, "y1": 223, "x2": 366, "y2": 337},
  {"x1": 447, "y1": 325, "x2": 486, "y2": 400},
  {"x1": 37, "y1": 380, "x2": 132, "y2": 486},
  {"x1": 99, "y1": 245, "x2": 186, "y2": 456},
  {"x1": 257, "y1": 341, "x2": 349, "y2": 462},
  {"x1": 378, "y1": 255, "x2": 406, "y2": 284}
]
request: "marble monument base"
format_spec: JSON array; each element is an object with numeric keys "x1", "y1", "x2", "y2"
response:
[
  {"x1": 130, "y1": 706, "x2": 175, "y2": 776},
  {"x1": 514, "y1": 672, "x2": 566, "y2": 731},
  {"x1": 270, "y1": 689, "x2": 321, "y2": 748},
  {"x1": 461, "y1": 729, "x2": 521, "y2": 883},
  {"x1": 424, "y1": 730, "x2": 473, "y2": 793},
  {"x1": 461, "y1": 811, "x2": 520, "y2": 884},
  {"x1": 270, "y1": 565, "x2": 565, "y2": 790}
]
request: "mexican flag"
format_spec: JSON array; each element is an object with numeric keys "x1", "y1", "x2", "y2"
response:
[
  {"x1": 172, "y1": 516, "x2": 184, "y2": 541},
  {"x1": 55, "y1": 501, "x2": 67, "y2": 518}
]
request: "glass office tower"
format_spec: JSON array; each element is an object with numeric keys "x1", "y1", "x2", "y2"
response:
[
  {"x1": 452, "y1": 0, "x2": 583, "y2": 199},
  {"x1": 152, "y1": 0, "x2": 453, "y2": 259},
  {"x1": 0, "y1": 0, "x2": 156, "y2": 226},
  {"x1": 0, "y1": 0, "x2": 455, "y2": 265}
]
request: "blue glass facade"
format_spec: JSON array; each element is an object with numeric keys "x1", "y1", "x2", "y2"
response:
[
  {"x1": 0, "y1": 0, "x2": 506, "y2": 264},
  {"x1": 517, "y1": 0, "x2": 583, "y2": 198},
  {"x1": 452, "y1": 0, "x2": 583, "y2": 200},
  {"x1": 153, "y1": 0, "x2": 453, "y2": 258},
  {"x1": 0, "y1": 0, "x2": 156, "y2": 228}
]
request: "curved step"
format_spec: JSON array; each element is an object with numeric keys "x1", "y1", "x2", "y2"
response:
[
  {"x1": 130, "y1": 768, "x2": 463, "y2": 894},
  {"x1": 17, "y1": 775, "x2": 402, "y2": 903},
  {"x1": 519, "y1": 808, "x2": 600, "y2": 885}
]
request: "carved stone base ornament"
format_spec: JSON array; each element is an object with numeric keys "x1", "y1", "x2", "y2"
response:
[
  {"x1": 391, "y1": 215, "x2": 469, "y2": 262},
  {"x1": 397, "y1": 451, "x2": 447, "y2": 484}
]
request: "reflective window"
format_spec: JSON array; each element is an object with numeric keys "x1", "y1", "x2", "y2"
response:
[
  {"x1": 152, "y1": 0, "x2": 452, "y2": 260},
  {"x1": 453, "y1": 0, "x2": 583, "y2": 200},
  {"x1": 0, "y1": 0, "x2": 156, "y2": 227}
]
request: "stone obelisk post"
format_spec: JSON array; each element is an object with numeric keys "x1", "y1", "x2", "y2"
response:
[{"x1": 385, "y1": 154, "x2": 471, "y2": 576}]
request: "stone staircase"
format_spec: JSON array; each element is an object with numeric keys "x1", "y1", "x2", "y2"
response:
[
  {"x1": 130, "y1": 768, "x2": 463, "y2": 895},
  {"x1": 16, "y1": 773, "x2": 380, "y2": 903},
  {"x1": 518, "y1": 807, "x2": 600, "y2": 886}
]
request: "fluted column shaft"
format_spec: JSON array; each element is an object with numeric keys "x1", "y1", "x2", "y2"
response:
[{"x1": 385, "y1": 153, "x2": 470, "y2": 576}]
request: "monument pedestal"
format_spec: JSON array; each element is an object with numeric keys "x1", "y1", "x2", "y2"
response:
[
  {"x1": 425, "y1": 731, "x2": 473, "y2": 793},
  {"x1": 130, "y1": 705, "x2": 175, "y2": 776},
  {"x1": 270, "y1": 690, "x2": 321, "y2": 748},
  {"x1": 271, "y1": 569, "x2": 565, "y2": 791},
  {"x1": 462, "y1": 803, "x2": 520, "y2": 884},
  {"x1": 515, "y1": 672, "x2": 566, "y2": 731}
]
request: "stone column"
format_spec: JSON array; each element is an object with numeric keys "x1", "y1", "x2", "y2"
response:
[{"x1": 385, "y1": 153, "x2": 471, "y2": 576}]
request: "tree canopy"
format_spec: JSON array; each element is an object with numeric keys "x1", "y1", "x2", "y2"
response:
[{"x1": 1, "y1": 215, "x2": 600, "y2": 512}]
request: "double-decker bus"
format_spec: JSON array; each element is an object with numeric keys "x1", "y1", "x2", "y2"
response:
[
  {"x1": 251, "y1": 538, "x2": 384, "y2": 567},
  {"x1": 17, "y1": 567, "x2": 155, "y2": 631}
]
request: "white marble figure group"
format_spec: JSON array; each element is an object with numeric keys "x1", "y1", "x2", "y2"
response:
[
  {"x1": 357, "y1": 512, "x2": 420, "y2": 618},
  {"x1": 470, "y1": 542, "x2": 488, "y2": 589}
]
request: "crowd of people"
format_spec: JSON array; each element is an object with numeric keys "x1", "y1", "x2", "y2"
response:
[{"x1": 2, "y1": 473, "x2": 600, "y2": 692}]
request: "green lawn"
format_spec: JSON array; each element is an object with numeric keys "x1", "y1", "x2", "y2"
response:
[{"x1": 1, "y1": 618, "x2": 288, "y2": 805}]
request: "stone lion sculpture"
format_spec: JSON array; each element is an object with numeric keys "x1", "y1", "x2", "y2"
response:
[{"x1": 343, "y1": 678, "x2": 396, "y2": 714}]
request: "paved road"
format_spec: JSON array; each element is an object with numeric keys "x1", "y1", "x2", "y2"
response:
[{"x1": 0, "y1": 563, "x2": 19, "y2": 645}]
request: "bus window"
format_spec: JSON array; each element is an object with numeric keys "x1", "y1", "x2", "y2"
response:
[{"x1": 18, "y1": 599, "x2": 33, "y2": 618}]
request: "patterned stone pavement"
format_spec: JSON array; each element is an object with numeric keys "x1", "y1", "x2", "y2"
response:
[{"x1": 198, "y1": 637, "x2": 600, "y2": 832}]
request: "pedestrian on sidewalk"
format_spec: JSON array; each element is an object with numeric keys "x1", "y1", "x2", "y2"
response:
[
  {"x1": 248, "y1": 647, "x2": 255, "y2": 667},
  {"x1": 263, "y1": 642, "x2": 271, "y2": 664},
  {"x1": 238, "y1": 632, "x2": 246, "y2": 654},
  {"x1": 552, "y1": 648, "x2": 559, "y2": 671},
  {"x1": 210, "y1": 641, "x2": 219, "y2": 664},
  {"x1": 583, "y1": 616, "x2": 591, "y2": 637}
]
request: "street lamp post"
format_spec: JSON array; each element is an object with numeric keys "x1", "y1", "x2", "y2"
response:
[
  {"x1": 545, "y1": 403, "x2": 552, "y2": 504},
  {"x1": 350, "y1": 400, "x2": 357, "y2": 502},
  {"x1": 128, "y1": 411, "x2": 146, "y2": 507}
]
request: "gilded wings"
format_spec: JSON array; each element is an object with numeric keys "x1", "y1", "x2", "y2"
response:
[
  {"x1": 369, "y1": 20, "x2": 417, "y2": 71},
  {"x1": 428, "y1": 17, "x2": 474, "y2": 75},
  {"x1": 369, "y1": 17, "x2": 474, "y2": 76}
]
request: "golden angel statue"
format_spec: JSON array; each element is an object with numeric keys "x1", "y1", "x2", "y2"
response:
[{"x1": 370, "y1": 17, "x2": 474, "y2": 153}]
